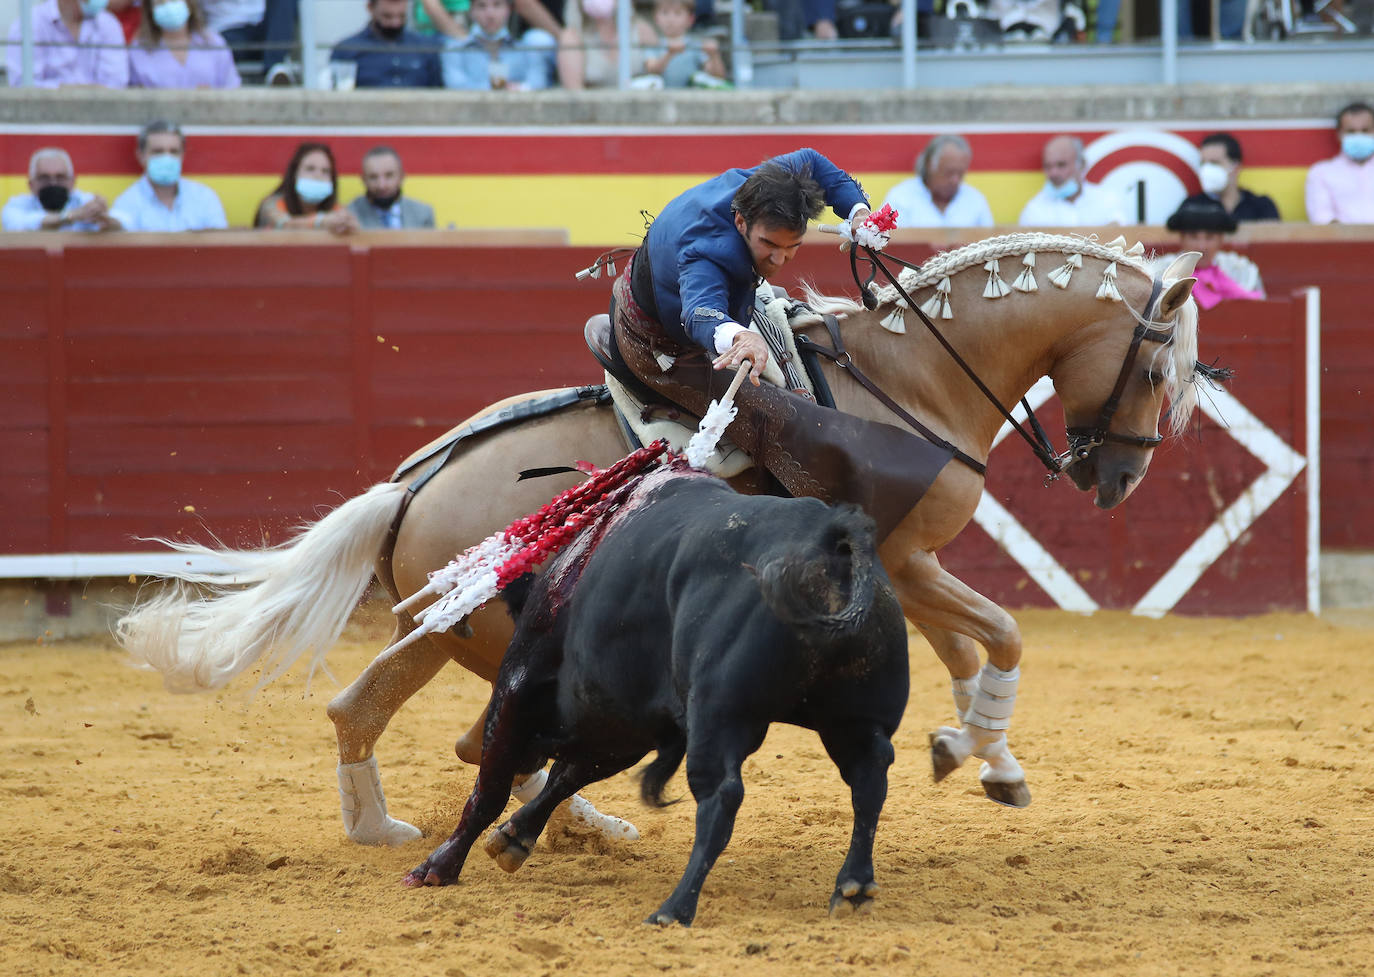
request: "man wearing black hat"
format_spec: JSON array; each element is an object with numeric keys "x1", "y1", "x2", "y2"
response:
[{"x1": 1154, "y1": 196, "x2": 1264, "y2": 311}]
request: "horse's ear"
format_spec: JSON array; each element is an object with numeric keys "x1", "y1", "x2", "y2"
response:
[
  {"x1": 1162, "y1": 251, "x2": 1202, "y2": 280},
  {"x1": 1157, "y1": 277, "x2": 1196, "y2": 320}
]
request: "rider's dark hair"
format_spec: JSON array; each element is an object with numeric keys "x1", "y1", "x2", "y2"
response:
[
  {"x1": 731, "y1": 161, "x2": 826, "y2": 233},
  {"x1": 1200, "y1": 131, "x2": 1242, "y2": 164}
]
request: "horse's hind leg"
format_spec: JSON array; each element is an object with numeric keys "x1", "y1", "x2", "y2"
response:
[
  {"x1": 327, "y1": 619, "x2": 452, "y2": 845},
  {"x1": 887, "y1": 551, "x2": 1031, "y2": 808}
]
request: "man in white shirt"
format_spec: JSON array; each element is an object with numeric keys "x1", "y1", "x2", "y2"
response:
[
  {"x1": 112, "y1": 121, "x2": 229, "y2": 232},
  {"x1": 2, "y1": 147, "x2": 123, "y2": 232},
  {"x1": 1018, "y1": 135, "x2": 1127, "y2": 227},
  {"x1": 882, "y1": 134, "x2": 994, "y2": 228}
]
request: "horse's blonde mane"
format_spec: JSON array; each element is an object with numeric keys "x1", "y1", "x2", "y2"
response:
[{"x1": 800, "y1": 231, "x2": 1201, "y2": 437}]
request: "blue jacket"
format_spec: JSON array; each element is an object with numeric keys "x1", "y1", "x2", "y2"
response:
[
  {"x1": 642, "y1": 148, "x2": 868, "y2": 351},
  {"x1": 331, "y1": 26, "x2": 443, "y2": 88}
]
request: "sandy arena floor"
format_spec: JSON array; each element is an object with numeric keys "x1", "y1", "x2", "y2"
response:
[{"x1": 3, "y1": 604, "x2": 1373, "y2": 977}]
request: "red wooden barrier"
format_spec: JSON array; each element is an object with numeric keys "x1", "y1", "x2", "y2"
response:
[{"x1": 0, "y1": 237, "x2": 1345, "y2": 616}]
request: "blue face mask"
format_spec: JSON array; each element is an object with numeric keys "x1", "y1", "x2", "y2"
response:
[
  {"x1": 80, "y1": 0, "x2": 108, "y2": 16},
  {"x1": 1341, "y1": 132, "x2": 1374, "y2": 163},
  {"x1": 1049, "y1": 178, "x2": 1080, "y2": 200},
  {"x1": 295, "y1": 176, "x2": 333, "y2": 204},
  {"x1": 152, "y1": 0, "x2": 191, "y2": 30},
  {"x1": 146, "y1": 153, "x2": 182, "y2": 186}
]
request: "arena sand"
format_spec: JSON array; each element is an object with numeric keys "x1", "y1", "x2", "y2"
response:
[{"x1": 3, "y1": 604, "x2": 1372, "y2": 977}]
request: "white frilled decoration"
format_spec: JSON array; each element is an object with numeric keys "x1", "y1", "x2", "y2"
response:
[
  {"x1": 1047, "y1": 252, "x2": 1083, "y2": 289},
  {"x1": 1096, "y1": 260, "x2": 1123, "y2": 302},
  {"x1": 983, "y1": 259, "x2": 1012, "y2": 299},
  {"x1": 1013, "y1": 252, "x2": 1038, "y2": 292},
  {"x1": 919, "y1": 275, "x2": 954, "y2": 320},
  {"x1": 880, "y1": 301, "x2": 907, "y2": 334}
]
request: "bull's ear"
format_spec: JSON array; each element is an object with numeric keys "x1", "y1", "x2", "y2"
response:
[
  {"x1": 1162, "y1": 251, "x2": 1201, "y2": 280},
  {"x1": 1157, "y1": 277, "x2": 1196, "y2": 320}
]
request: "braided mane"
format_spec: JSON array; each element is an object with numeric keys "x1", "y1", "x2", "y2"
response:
[{"x1": 800, "y1": 232, "x2": 1202, "y2": 437}]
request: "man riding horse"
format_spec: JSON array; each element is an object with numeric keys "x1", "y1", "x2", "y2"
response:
[{"x1": 608, "y1": 148, "x2": 947, "y2": 538}]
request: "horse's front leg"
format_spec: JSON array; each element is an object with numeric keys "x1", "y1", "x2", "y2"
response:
[{"x1": 886, "y1": 550, "x2": 1031, "y2": 808}]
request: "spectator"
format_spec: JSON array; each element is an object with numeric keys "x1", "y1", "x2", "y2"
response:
[
  {"x1": 110, "y1": 0, "x2": 143, "y2": 41},
  {"x1": 1305, "y1": 101, "x2": 1374, "y2": 225},
  {"x1": 881, "y1": 134, "x2": 994, "y2": 228},
  {"x1": 129, "y1": 0, "x2": 241, "y2": 88},
  {"x1": 1153, "y1": 196, "x2": 1264, "y2": 311},
  {"x1": 557, "y1": 0, "x2": 654, "y2": 90},
  {"x1": 441, "y1": 0, "x2": 551, "y2": 89},
  {"x1": 345, "y1": 146, "x2": 437, "y2": 229},
  {"x1": 254, "y1": 142, "x2": 360, "y2": 235},
  {"x1": 111, "y1": 121, "x2": 228, "y2": 231},
  {"x1": 200, "y1": 0, "x2": 295, "y2": 76},
  {"x1": 1018, "y1": 135, "x2": 1126, "y2": 227},
  {"x1": 5, "y1": 0, "x2": 129, "y2": 88},
  {"x1": 1196, "y1": 132, "x2": 1279, "y2": 223},
  {"x1": 413, "y1": 0, "x2": 469, "y2": 38},
  {"x1": 333, "y1": 0, "x2": 444, "y2": 87},
  {"x1": 3, "y1": 148, "x2": 123, "y2": 232},
  {"x1": 639, "y1": 0, "x2": 726, "y2": 89}
]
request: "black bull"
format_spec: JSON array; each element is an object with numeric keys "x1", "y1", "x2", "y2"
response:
[{"x1": 405, "y1": 466, "x2": 911, "y2": 926}]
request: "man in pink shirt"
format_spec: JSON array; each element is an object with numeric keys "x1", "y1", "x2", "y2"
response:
[
  {"x1": 6, "y1": 0, "x2": 129, "y2": 87},
  {"x1": 1305, "y1": 101, "x2": 1374, "y2": 224}
]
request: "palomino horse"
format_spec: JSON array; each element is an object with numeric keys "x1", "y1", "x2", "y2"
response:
[{"x1": 118, "y1": 232, "x2": 1204, "y2": 846}]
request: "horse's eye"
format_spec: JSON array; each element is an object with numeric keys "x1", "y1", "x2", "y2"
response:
[{"x1": 1144, "y1": 370, "x2": 1166, "y2": 386}]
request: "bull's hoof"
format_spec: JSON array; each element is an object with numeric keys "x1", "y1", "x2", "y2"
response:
[
  {"x1": 402, "y1": 866, "x2": 449, "y2": 887},
  {"x1": 982, "y1": 778, "x2": 1032, "y2": 808},
  {"x1": 483, "y1": 822, "x2": 533, "y2": 873},
  {"x1": 928, "y1": 730, "x2": 962, "y2": 783},
  {"x1": 829, "y1": 879, "x2": 879, "y2": 918},
  {"x1": 644, "y1": 909, "x2": 690, "y2": 928}
]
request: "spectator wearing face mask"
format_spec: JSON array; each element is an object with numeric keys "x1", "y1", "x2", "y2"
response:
[
  {"x1": 1018, "y1": 135, "x2": 1127, "y2": 227},
  {"x1": 6, "y1": 0, "x2": 129, "y2": 87},
  {"x1": 331, "y1": 0, "x2": 444, "y2": 87},
  {"x1": 129, "y1": 0, "x2": 241, "y2": 88},
  {"x1": 1305, "y1": 101, "x2": 1374, "y2": 225},
  {"x1": 1193, "y1": 132, "x2": 1279, "y2": 223},
  {"x1": 111, "y1": 121, "x2": 228, "y2": 232},
  {"x1": 254, "y1": 142, "x2": 361, "y2": 235},
  {"x1": 345, "y1": 146, "x2": 436, "y2": 229},
  {"x1": 3, "y1": 148, "x2": 124, "y2": 232},
  {"x1": 441, "y1": 0, "x2": 553, "y2": 90}
]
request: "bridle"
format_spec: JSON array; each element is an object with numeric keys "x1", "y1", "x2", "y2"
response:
[{"x1": 813, "y1": 245, "x2": 1177, "y2": 480}]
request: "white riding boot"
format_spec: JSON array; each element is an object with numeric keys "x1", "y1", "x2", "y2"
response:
[
  {"x1": 512, "y1": 769, "x2": 639, "y2": 842},
  {"x1": 337, "y1": 756, "x2": 423, "y2": 846}
]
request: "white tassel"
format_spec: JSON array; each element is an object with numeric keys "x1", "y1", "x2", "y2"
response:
[
  {"x1": 1106, "y1": 235, "x2": 1128, "y2": 252},
  {"x1": 606, "y1": 259, "x2": 617, "y2": 276},
  {"x1": 1125, "y1": 241, "x2": 1145, "y2": 258},
  {"x1": 685, "y1": 396, "x2": 738, "y2": 469},
  {"x1": 919, "y1": 275, "x2": 953, "y2": 320},
  {"x1": 1048, "y1": 253, "x2": 1082, "y2": 289},
  {"x1": 1096, "y1": 260, "x2": 1122, "y2": 302},
  {"x1": 983, "y1": 259, "x2": 1011, "y2": 299},
  {"x1": 1013, "y1": 252, "x2": 1038, "y2": 293},
  {"x1": 880, "y1": 303, "x2": 907, "y2": 334}
]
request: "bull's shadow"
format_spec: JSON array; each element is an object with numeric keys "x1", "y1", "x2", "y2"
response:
[{"x1": 404, "y1": 464, "x2": 911, "y2": 926}]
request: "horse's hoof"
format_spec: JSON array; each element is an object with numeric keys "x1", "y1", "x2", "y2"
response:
[
  {"x1": 928, "y1": 730, "x2": 961, "y2": 783},
  {"x1": 483, "y1": 823, "x2": 532, "y2": 873},
  {"x1": 982, "y1": 779, "x2": 1032, "y2": 808}
]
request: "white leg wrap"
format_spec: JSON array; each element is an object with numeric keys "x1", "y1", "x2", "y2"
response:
[
  {"x1": 966, "y1": 663, "x2": 1019, "y2": 732},
  {"x1": 951, "y1": 675, "x2": 979, "y2": 722},
  {"x1": 512, "y1": 769, "x2": 548, "y2": 805},
  {"x1": 975, "y1": 734, "x2": 1026, "y2": 784},
  {"x1": 568, "y1": 794, "x2": 640, "y2": 841},
  {"x1": 337, "y1": 756, "x2": 422, "y2": 846}
]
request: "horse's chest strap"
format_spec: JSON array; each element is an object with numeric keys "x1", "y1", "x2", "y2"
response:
[{"x1": 798, "y1": 316, "x2": 987, "y2": 477}]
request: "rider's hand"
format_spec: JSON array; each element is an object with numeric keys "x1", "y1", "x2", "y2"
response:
[
  {"x1": 849, "y1": 204, "x2": 895, "y2": 252},
  {"x1": 712, "y1": 330, "x2": 769, "y2": 385}
]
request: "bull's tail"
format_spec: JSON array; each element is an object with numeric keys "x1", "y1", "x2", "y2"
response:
[
  {"x1": 756, "y1": 504, "x2": 880, "y2": 640},
  {"x1": 116, "y1": 482, "x2": 409, "y2": 694},
  {"x1": 638, "y1": 731, "x2": 687, "y2": 808}
]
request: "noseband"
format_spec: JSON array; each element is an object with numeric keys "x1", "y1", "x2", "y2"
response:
[{"x1": 836, "y1": 248, "x2": 1178, "y2": 479}]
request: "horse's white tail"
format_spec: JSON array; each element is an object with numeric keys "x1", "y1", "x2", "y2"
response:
[{"x1": 116, "y1": 482, "x2": 409, "y2": 694}]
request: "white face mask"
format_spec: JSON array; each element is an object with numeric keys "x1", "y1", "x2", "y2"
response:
[{"x1": 1198, "y1": 161, "x2": 1230, "y2": 195}]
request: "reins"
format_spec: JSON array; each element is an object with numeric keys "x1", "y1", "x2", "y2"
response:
[{"x1": 814, "y1": 244, "x2": 1174, "y2": 479}]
